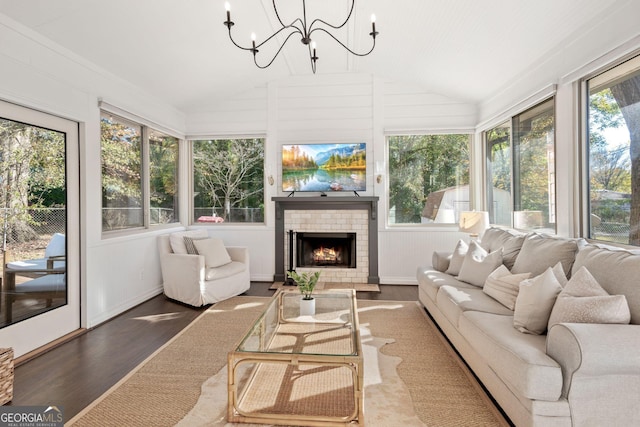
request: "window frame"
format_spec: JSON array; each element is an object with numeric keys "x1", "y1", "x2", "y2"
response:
[
  {"x1": 385, "y1": 132, "x2": 473, "y2": 227},
  {"x1": 483, "y1": 96, "x2": 557, "y2": 232},
  {"x1": 189, "y1": 136, "x2": 266, "y2": 225},
  {"x1": 100, "y1": 109, "x2": 181, "y2": 236},
  {"x1": 581, "y1": 52, "x2": 640, "y2": 247}
]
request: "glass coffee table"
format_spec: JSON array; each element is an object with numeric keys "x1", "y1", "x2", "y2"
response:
[{"x1": 227, "y1": 289, "x2": 363, "y2": 426}]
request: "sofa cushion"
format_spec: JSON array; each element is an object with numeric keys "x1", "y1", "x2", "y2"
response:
[
  {"x1": 445, "y1": 239, "x2": 468, "y2": 275},
  {"x1": 457, "y1": 241, "x2": 503, "y2": 287},
  {"x1": 205, "y1": 261, "x2": 246, "y2": 281},
  {"x1": 483, "y1": 265, "x2": 531, "y2": 310},
  {"x1": 437, "y1": 285, "x2": 514, "y2": 327},
  {"x1": 480, "y1": 227, "x2": 526, "y2": 270},
  {"x1": 572, "y1": 244, "x2": 640, "y2": 324},
  {"x1": 548, "y1": 266, "x2": 630, "y2": 330},
  {"x1": 169, "y1": 229, "x2": 209, "y2": 254},
  {"x1": 193, "y1": 238, "x2": 232, "y2": 268},
  {"x1": 459, "y1": 311, "x2": 563, "y2": 401},
  {"x1": 511, "y1": 233, "x2": 579, "y2": 277},
  {"x1": 431, "y1": 251, "x2": 452, "y2": 272},
  {"x1": 416, "y1": 267, "x2": 477, "y2": 303},
  {"x1": 513, "y1": 263, "x2": 566, "y2": 335}
]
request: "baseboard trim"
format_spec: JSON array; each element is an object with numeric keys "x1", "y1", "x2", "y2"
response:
[{"x1": 14, "y1": 328, "x2": 87, "y2": 367}]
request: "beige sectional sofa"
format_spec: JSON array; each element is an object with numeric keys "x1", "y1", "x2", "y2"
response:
[{"x1": 416, "y1": 227, "x2": 640, "y2": 427}]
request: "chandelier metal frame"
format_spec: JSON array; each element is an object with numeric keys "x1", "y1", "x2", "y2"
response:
[{"x1": 223, "y1": 0, "x2": 378, "y2": 73}]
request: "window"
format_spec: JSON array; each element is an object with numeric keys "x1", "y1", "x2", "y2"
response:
[
  {"x1": 149, "y1": 130, "x2": 179, "y2": 225},
  {"x1": 485, "y1": 98, "x2": 556, "y2": 232},
  {"x1": 586, "y1": 54, "x2": 640, "y2": 246},
  {"x1": 100, "y1": 112, "x2": 179, "y2": 232},
  {"x1": 513, "y1": 99, "x2": 556, "y2": 231},
  {"x1": 192, "y1": 138, "x2": 265, "y2": 223},
  {"x1": 387, "y1": 134, "x2": 471, "y2": 225},
  {"x1": 486, "y1": 122, "x2": 512, "y2": 226}
]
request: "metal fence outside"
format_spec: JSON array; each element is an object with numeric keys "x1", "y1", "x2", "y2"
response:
[{"x1": 592, "y1": 222, "x2": 631, "y2": 244}]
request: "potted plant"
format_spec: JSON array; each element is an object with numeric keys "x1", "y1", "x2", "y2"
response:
[{"x1": 287, "y1": 270, "x2": 321, "y2": 315}]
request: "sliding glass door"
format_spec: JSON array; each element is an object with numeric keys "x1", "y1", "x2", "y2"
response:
[{"x1": 0, "y1": 100, "x2": 80, "y2": 357}]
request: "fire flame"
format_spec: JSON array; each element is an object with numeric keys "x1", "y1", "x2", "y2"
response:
[{"x1": 313, "y1": 246, "x2": 338, "y2": 262}]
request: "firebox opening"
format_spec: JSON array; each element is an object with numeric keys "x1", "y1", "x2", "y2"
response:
[{"x1": 296, "y1": 232, "x2": 356, "y2": 268}]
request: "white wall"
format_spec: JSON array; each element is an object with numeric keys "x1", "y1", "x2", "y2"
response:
[
  {"x1": 0, "y1": 15, "x2": 187, "y2": 330},
  {"x1": 186, "y1": 72, "x2": 478, "y2": 285}
]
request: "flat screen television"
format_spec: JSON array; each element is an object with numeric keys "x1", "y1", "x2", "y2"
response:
[{"x1": 282, "y1": 143, "x2": 366, "y2": 193}]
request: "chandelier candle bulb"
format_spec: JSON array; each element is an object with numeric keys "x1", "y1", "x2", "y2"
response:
[{"x1": 224, "y1": 2, "x2": 232, "y2": 27}]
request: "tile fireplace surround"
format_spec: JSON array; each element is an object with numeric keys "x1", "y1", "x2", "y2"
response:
[{"x1": 272, "y1": 196, "x2": 379, "y2": 284}]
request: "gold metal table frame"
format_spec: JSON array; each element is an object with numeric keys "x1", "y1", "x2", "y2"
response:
[{"x1": 227, "y1": 289, "x2": 364, "y2": 426}]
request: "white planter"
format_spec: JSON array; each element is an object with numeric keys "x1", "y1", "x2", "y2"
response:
[{"x1": 299, "y1": 297, "x2": 316, "y2": 316}]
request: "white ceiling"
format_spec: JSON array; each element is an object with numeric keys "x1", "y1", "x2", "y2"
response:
[{"x1": 0, "y1": 0, "x2": 625, "y2": 111}]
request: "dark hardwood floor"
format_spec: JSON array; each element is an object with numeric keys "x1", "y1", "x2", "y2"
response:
[{"x1": 9, "y1": 282, "x2": 417, "y2": 420}]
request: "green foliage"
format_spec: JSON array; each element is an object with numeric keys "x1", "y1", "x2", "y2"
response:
[
  {"x1": 388, "y1": 134, "x2": 470, "y2": 223},
  {"x1": 287, "y1": 270, "x2": 321, "y2": 300},
  {"x1": 513, "y1": 103, "x2": 554, "y2": 220},
  {"x1": 1, "y1": 118, "x2": 67, "y2": 243},
  {"x1": 149, "y1": 133, "x2": 178, "y2": 210},
  {"x1": 320, "y1": 151, "x2": 365, "y2": 170},
  {"x1": 100, "y1": 116, "x2": 142, "y2": 206},
  {"x1": 487, "y1": 126, "x2": 511, "y2": 193}
]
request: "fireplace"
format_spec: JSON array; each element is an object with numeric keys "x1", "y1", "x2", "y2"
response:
[
  {"x1": 297, "y1": 232, "x2": 356, "y2": 268},
  {"x1": 272, "y1": 196, "x2": 379, "y2": 284}
]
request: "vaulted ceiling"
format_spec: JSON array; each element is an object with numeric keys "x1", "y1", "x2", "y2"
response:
[{"x1": 0, "y1": 0, "x2": 626, "y2": 112}]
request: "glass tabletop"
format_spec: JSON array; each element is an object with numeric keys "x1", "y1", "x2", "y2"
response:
[{"x1": 235, "y1": 290, "x2": 358, "y2": 356}]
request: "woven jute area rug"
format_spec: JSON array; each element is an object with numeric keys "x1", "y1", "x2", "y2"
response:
[{"x1": 68, "y1": 297, "x2": 508, "y2": 427}]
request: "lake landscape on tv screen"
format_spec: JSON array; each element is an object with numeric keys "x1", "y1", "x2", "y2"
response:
[{"x1": 282, "y1": 143, "x2": 366, "y2": 192}]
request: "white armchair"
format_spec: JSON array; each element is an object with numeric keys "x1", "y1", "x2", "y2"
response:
[{"x1": 157, "y1": 233, "x2": 250, "y2": 307}]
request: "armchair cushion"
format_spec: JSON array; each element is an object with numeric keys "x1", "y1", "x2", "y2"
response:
[
  {"x1": 44, "y1": 233, "x2": 66, "y2": 258},
  {"x1": 205, "y1": 261, "x2": 246, "y2": 280},
  {"x1": 193, "y1": 238, "x2": 232, "y2": 268}
]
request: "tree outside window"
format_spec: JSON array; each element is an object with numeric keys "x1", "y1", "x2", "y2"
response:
[
  {"x1": 388, "y1": 134, "x2": 470, "y2": 225},
  {"x1": 192, "y1": 138, "x2": 265, "y2": 223},
  {"x1": 587, "y1": 55, "x2": 640, "y2": 246},
  {"x1": 149, "y1": 130, "x2": 179, "y2": 225},
  {"x1": 100, "y1": 114, "x2": 143, "y2": 231}
]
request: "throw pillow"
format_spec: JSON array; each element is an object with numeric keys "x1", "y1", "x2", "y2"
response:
[
  {"x1": 183, "y1": 236, "x2": 206, "y2": 255},
  {"x1": 511, "y1": 233, "x2": 579, "y2": 278},
  {"x1": 572, "y1": 244, "x2": 640, "y2": 324},
  {"x1": 457, "y1": 241, "x2": 503, "y2": 287},
  {"x1": 169, "y1": 229, "x2": 209, "y2": 254},
  {"x1": 483, "y1": 265, "x2": 531, "y2": 310},
  {"x1": 479, "y1": 227, "x2": 526, "y2": 270},
  {"x1": 192, "y1": 238, "x2": 232, "y2": 268},
  {"x1": 513, "y1": 266, "x2": 565, "y2": 334},
  {"x1": 431, "y1": 251, "x2": 452, "y2": 273},
  {"x1": 445, "y1": 240, "x2": 468, "y2": 276},
  {"x1": 547, "y1": 266, "x2": 631, "y2": 330}
]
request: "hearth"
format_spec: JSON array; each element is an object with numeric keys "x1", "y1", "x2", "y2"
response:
[{"x1": 297, "y1": 232, "x2": 356, "y2": 268}]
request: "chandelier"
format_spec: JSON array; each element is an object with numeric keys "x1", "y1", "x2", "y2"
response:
[{"x1": 223, "y1": 0, "x2": 378, "y2": 73}]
